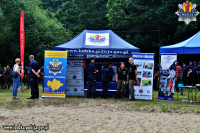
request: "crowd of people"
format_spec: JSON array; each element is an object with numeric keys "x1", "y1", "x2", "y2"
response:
[
  {"x1": 86, "y1": 57, "x2": 137, "y2": 100},
  {"x1": 0, "y1": 55, "x2": 44, "y2": 100}
]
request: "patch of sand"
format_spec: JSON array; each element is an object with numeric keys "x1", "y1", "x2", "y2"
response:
[{"x1": 0, "y1": 99, "x2": 200, "y2": 133}]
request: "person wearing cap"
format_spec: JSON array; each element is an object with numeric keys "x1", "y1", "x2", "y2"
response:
[
  {"x1": 197, "y1": 60, "x2": 200, "y2": 84},
  {"x1": 101, "y1": 63, "x2": 110, "y2": 99},
  {"x1": 186, "y1": 61, "x2": 193, "y2": 86},
  {"x1": 86, "y1": 58, "x2": 98, "y2": 98},
  {"x1": 181, "y1": 63, "x2": 187, "y2": 95},
  {"x1": 116, "y1": 62, "x2": 128, "y2": 98},
  {"x1": 128, "y1": 57, "x2": 137, "y2": 100},
  {"x1": 192, "y1": 61, "x2": 198, "y2": 86},
  {"x1": 153, "y1": 63, "x2": 158, "y2": 90},
  {"x1": 175, "y1": 62, "x2": 182, "y2": 92}
]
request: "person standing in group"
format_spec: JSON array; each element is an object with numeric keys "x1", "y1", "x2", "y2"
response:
[
  {"x1": 197, "y1": 60, "x2": 200, "y2": 84},
  {"x1": 101, "y1": 63, "x2": 110, "y2": 99},
  {"x1": 27, "y1": 55, "x2": 40, "y2": 99},
  {"x1": 25, "y1": 65, "x2": 30, "y2": 89},
  {"x1": 116, "y1": 62, "x2": 128, "y2": 98},
  {"x1": 192, "y1": 61, "x2": 198, "y2": 86},
  {"x1": 12, "y1": 58, "x2": 22, "y2": 99},
  {"x1": 187, "y1": 61, "x2": 193, "y2": 86},
  {"x1": 1, "y1": 64, "x2": 12, "y2": 89},
  {"x1": 175, "y1": 62, "x2": 182, "y2": 92},
  {"x1": 108, "y1": 62, "x2": 114, "y2": 82},
  {"x1": 86, "y1": 58, "x2": 98, "y2": 98},
  {"x1": 181, "y1": 63, "x2": 187, "y2": 95},
  {"x1": 128, "y1": 57, "x2": 137, "y2": 100}
]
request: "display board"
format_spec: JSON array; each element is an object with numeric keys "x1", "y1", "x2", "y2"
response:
[
  {"x1": 158, "y1": 53, "x2": 177, "y2": 101},
  {"x1": 132, "y1": 53, "x2": 155, "y2": 100},
  {"x1": 66, "y1": 60, "x2": 84, "y2": 96},
  {"x1": 42, "y1": 51, "x2": 67, "y2": 98}
]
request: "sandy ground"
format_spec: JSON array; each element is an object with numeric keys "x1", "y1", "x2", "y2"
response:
[{"x1": 0, "y1": 98, "x2": 200, "y2": 133}]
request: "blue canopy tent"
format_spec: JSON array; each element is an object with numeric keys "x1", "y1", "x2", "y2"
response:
[
  {"x1": 54, "y1": 30, "x2": 140, "y2": 58},
  {"x1": 160, "y1": 31, "x2": 200, "y2": 55}
]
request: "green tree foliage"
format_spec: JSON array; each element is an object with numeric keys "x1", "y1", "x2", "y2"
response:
[
  {"x1": 55, "y1": 0, "x2": 109, "y2": 32},
  {"x1": 0, "y1": 0, "x2": 72, "y2": 67}
]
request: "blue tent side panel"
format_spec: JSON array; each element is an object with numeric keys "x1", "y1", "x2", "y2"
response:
[{"x1": 159, "y1": 31, "x2": 200, "y2": 55}]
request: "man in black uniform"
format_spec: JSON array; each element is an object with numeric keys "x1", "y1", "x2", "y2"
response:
[
  {"x1": 27, "y1": 55, "x2": 40, "y2": 99},
  {"x1": 128, "y1": 57, "x2": 137, "y2": 100},
  {"x1": 116, "y1": 62, "x2": 128, "y2": 98},
  {"x1": 187, "y1": 61, "x2": 193, "y2": 86},
  {"x1": 108, "y1": 62, "x2": 114, "y2": 82},
  {"x1": 101, "y1": 63, "x2": 110, "y2": 99},
  {"x1": 192, "y1": 61, "x2": 198, "y2": 86},
  {"x1": 86, "y1": 58, "x2": 98, "y2": 98},
  {"x1": 2, "y1": 64, "x2": 12, "y2": 89},
  {"x1": 197, "y1": 60, "x2": 200, "y2": 84}
]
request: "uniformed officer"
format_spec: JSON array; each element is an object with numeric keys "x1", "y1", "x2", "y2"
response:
[
  {"x1": 187, "y1": 61, "x2": 193, "y2": 86},
  {"x1": 86, "y1": 58, "x2": 98, "y2": 98},
  {"x1": 128, "y1": 57, "x2": 137, "y2": 100},
  {"x1": 101, "y1": 63, "x2": 110, "y2": 99},
  {"x1": 197, "y1": 60, "x2": 200, "y2": 84},
  {"x1": 181, "y1": 63, "x2": 187, "y2": 95},
  {"x1": 108, "y1": 62, "x2": 114, "y2": 82},
  {"x1": 2, "y1": 64, "x2": 12, "y2": 89},
  {"x1": 192, "y1": 61, "x2": 198, "y2": 86},
  {"x1": 27, "y1": 55, "x2": 40, "y2": 99},
  {"x1": 116, "y1": 62, "x2": 128, "y2": 98},
  {"x1": 153, "y1": 63, "x2": 158, "y2": 90}
]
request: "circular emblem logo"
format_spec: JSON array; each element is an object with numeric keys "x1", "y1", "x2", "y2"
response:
[
  {"x1": 170, "y1": 70, "x2": 176, "y2": 78},
  {"x1": 74, "y1": 88, "x2": 77, "y2": 92}
]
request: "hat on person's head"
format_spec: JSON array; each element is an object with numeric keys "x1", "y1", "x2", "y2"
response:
[
  {"x1": 120, "y1": 62, "x2": 125, "y2": 64},
  {"x1": 189, "y1": 61, "x2": 193, "y2": 63},
  {"x1": 194, "y1": 61, "x2": 197, "y2": 64},
  {"x1": 182, "y1": 63, "x2": 186, "y2": 65}
]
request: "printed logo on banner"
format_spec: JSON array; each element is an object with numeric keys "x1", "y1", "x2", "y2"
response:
[
  {"x1": 139, "y1": 89, "x2": 143, "y2": 93},
  {"x1": 72, "y1": 75, "x2": 77, "y2": 79},
  {"x1": 47, "y1": 59, "x2": 63, "y2": 75},
  {"x1": 170, "y1": 70, "x2": 176, "y2": 78},
  {"x1": 175, "y1": 1, "x2": 199, "y2": 24},
  {"x1": 47, "y1": 79, "x2": 63, "y2": 91},
  {"x1": 74, "y1": 88, "x2": 77, "y2": 92},
  {"x1": 147, "y1": 90, "x2": 150, "y2": 93},
  {"x1": 85, "y1": 33, "x2": 109, "y2": 46}
]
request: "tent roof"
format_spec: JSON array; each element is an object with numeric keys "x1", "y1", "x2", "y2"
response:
[
  {"x1": 54, "y1": 30, "x2": 140, "y2": 53},
  {"x1": 160, "y1": 31, "x2": 200, "y2": 55}
]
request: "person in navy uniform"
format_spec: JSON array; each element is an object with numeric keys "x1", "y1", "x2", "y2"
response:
[
  {"x1": 187, "y1": 61, "x2": 193, "y2": 86},
  {"x1": 27, "y1": 55, "x2": 40, "y2": 99},
  {"x1": 86, "y1": 58, "x2": 98, "y2": 98},
  {"x1": 192, "y1": 61, "x2": 198, "y2": 86},
  {"x1": 181, "y1": 63, "x2": 187, "y2": 95},
  {"x1": 101, "y1": 63, "x2": 110, "y2": 99},
  {"x1": 108, "y1": 62, "x2": 114, "y2": 82},
  {"x1": 197, "y1": 60, "x2": 200, "y2": 84}
]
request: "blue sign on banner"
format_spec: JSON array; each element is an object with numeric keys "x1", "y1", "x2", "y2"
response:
[
  {"x1": 42, "y1": 51, "x2": 68, "y2": 98},
  {"x1": 132, "y1": 53, "x2": 155, "y2": 60}
]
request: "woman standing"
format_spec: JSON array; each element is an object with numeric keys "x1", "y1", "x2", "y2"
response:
[{"x1": 13, "y1": 58, "x2": 21, "y2": 99}]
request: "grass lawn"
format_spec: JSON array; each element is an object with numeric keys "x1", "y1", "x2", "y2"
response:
[{"x1": 0, "y1": 85, "x2": 200, "y2": 114}]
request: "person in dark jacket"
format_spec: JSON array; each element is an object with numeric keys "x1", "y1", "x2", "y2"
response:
[
  {"x1": 187, "y1": 61, "x2": 193, "y2": 86},
  {"x1": 2, "y1": 64, "x2": 12, "y2": 89},
  {"x1": 101, "y1": 63, "x2": 110, "y2": 99},
  {"x1": 108, "y1": 62, "x2": 114, "y2": 82},
  {"x1": 86, "y1": 57, "x2": 98, "y2": 98}
]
